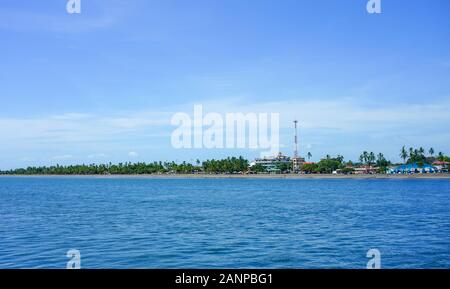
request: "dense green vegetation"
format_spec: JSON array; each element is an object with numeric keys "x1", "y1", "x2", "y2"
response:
[
  {"x1": 316, "y1": 155, "x2": 345, "y2": 174},
  {"x1": 400, "y1": 146, "x2": 449, "y2": 166},
  {"x1": 300, "y1": 153, "x2": 391, "y2": 174},
  {"x1": 0, "y1": 147, "x2": 447, "y2": 175},
  {"x1": 249, "y1": 164, "x2": 267, "y2": 173},
  {"x1": 0, "y1": 157, "x2": 249, "y2": 175},
  {"x1": 201, "y1": 157, "x2": 249, "y2": 174}
]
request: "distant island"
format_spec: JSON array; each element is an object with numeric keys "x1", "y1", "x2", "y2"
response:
[{"x1": 1, "y1": 147, "x2": 449, "y2": 176}]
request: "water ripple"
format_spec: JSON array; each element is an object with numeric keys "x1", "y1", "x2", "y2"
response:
[{"x1": 0, "y1": 177, "x2": 449, "y2": 268}]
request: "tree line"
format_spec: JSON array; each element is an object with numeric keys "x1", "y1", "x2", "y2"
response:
[
  {"x1": 0, "y1": 157, "x2": 249, "y2": 175},
  {"x1": 1, "y1": 147, "x2": 448, "y2": 175}
]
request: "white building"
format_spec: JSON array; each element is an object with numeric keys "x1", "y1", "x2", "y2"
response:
[
  {"x1": 250, "y1": 152, "x2": 305, "y2": 172},
  {"x1": 250, "y1": 153, "x2": 291, "y2": 170}
]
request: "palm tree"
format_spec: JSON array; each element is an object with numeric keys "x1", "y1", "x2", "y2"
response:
[
  {"x1": 419, "y1": 147, "x2": 425, "y2": 157},
  {"x1": 400, "y1": 146, "x2": 408, "y2": 164},
  {"x1": 377, "y1": 153, "x2": 384, "y2": 161},
  {"x1": 429, "y1": 148, "x2": 435, "y2": 157},
  {"x1": 438, "y1": 152, "x2": 445, "y2": 162},
  {"x1": 376, "y1": 153, "x2": 388, "y2": 168},
  {"x1": 368, "y1": 152, "x2": 376, "y2": 168},
  {"x1": 307, "y1": 152, "x2": 312, "y2": 161},
  {"x1": 362, "y1": 151, "x2": 369, "y2": 165}
]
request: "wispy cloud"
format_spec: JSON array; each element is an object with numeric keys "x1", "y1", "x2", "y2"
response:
[
  {"x1": 0, "y1": 0, "x2": 134, "y2": 33},
  {"x1": 87, "y1": 153, "x2": 108, "y2": 159},
  {"x1": 51, "y1": 113, "x2": 92, "y2": 121},
  {"x1": 180, "y1": 97, "x2": 450, "y2": 133},
  {"x1": 1, "y1": 97, "x2": 450, "y2": 167},
  {"x1": 19, "y1": 157, "x2": 35, "y2": 162},
  {"x1": 128, "y1": 151, "x2": 139, "y2": 157},
  {"x1": 52, "y1": 154, "x2": 73, "y2": 160},
  {"x1": 1, "y1": 98, "x2": 450, "y2": 147},
  {"x1": 0, "y1": 111, "x2": 172, "y2": 145}
]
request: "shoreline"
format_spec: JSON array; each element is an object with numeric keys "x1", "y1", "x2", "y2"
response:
[{"x1": 1, "y1": 174, "x2": 450, "y2": 180}]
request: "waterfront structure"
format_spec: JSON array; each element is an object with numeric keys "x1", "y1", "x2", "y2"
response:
[
  {"x1": 250, "y1": 120, "x2": 305, "y2": 173},
  {"x1": 433, "y1": 161, "x2": 450, "y2": 172},
  {"x1": 249, "y1": 152, "x2": 292, "y2": 173},
  {"x1": 334, "y1": 166, "x2": 378, "y2": 175},
  {"x1": 292, "y1": 157, "x2": 305, "y2": 171},
  {"x1": 388, "y1": 163, "x2": 438, "y2": 174},
  {"x1": 352, "y1": 167, "x2": 378, "y2": 175}
]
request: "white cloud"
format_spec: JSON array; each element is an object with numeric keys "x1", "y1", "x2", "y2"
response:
[
  {"x1": 88, "y1": 153, "x2": 108, "y2": 159},
  {"x1": 51, "y1": 154, "x2": 73, "y2": 160},
  {"x1": 1, "y1": 97, "x2": 450, "y2": 166},
  {"x1": 1, "y1": 98, "x2": 450, "y2": 138},
  {"x1": 0, "y1": 110, "x2": 171, "y2": 146},
  {"x1": 101, "y1": 115, "x2": 169, "y2": 129},
  {"x1": 128, "y1": 151, "x2": 138, "y2": 157},
  {"x1": 52, "y1": 113, "x2": 92, "y2": 121},
  {"x1": 178, "y1": 97, "x2": 450, "y2": 134},
  {"x1": 1, "y1": 99, "x2": 450, "y2": 148},
  {"x1": 19, "y1": 157, "x2": 34, "y2": 162},
  {"x1": 170, "y1": 98, "x2": 450, "y2": 161}
]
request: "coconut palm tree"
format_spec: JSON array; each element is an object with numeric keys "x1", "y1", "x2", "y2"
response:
[
  {"x1": 419, "y1": 147, "x2": 425, "y2": 157},
  {"x1": 400, "y1": 146, "x2": 408, "y2": 163},
  {"x1": 307, "y1": 152, "x2": 312, "y2": 161},
  {"x1": 362, "y1": 151, "x2": 369, "y2": 165},
  {"x1": 376, "y1": 153, "x2": 389, "y2": 168},
  {"x1": 429, "y1": 148, "x2": 435, "y2": 157},
  {"x1": 377, "y1": 153, "x2": 384, "y2": 161},
  {"x1": 368, "y1": 152, "x2": 376, "y2": 168}
]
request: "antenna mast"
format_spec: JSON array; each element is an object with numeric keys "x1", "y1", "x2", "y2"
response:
[{"x1": 294, "y1": 120, "x2": 299, "y2": 158}]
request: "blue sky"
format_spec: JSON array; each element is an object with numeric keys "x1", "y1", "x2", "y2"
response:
[{"x1": 1, "y1": 0, "x2": 450, "y2": 169}]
